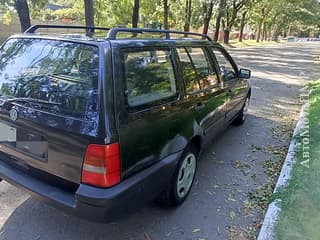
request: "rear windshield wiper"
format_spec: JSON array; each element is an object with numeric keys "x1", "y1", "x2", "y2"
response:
[
  {"x1": 6, "y1": 98, "x2": 62, "y2": 112},
  {"x1": 7, "y1": 97, "x2": 61, "y2": 106}
]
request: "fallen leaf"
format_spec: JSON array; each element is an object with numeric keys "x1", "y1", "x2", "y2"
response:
[
  {"x1": 207, "y1": 190, "x2": 213, "y2": 196},
  {"x1": 230, "y1": 211, "x2": 236, "y2": 220}
]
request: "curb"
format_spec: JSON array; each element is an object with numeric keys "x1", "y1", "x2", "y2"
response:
[{"x1": 257, "y1": 103, "x2": 308, "y2": 240}]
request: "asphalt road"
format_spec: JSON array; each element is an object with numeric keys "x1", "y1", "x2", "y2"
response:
[{"x1": 1, "y1": 42, "x2": 320, "y2": 240}]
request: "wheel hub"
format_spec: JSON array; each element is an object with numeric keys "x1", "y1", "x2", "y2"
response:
[{"x1": 176, "y1": 153, "x2": 196, "y2": 198}]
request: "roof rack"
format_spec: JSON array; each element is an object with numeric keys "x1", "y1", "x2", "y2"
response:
[
  {"x1": 24, "y1": 25, "x2": 212, "y2": 41},
  {"x1": 107, "y1": 27, "x2": 212, "y2": 41},
  {"x1": 25, "y1": 25, "x2": 110, "y2": 34}
]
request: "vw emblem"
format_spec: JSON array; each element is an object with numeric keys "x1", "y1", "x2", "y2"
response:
[{"x1": 9, "y1": 108, "x2": 18, "y2": 122}]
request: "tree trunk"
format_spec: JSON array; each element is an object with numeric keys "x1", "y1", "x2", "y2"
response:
[
  {"x1": 287, "y1": 24, "x2": 292, "y2": 37},
  {"x1": 223, "y1": 29, "x2": 230, "y2": 44},
  {"x1": 183, "y1": 0, "x2": 192, "y2": 32},
  {"x1": 264, "y1": 28, "x2": 269, "y2": 41},
  {"x1": 256, "y1": 7, "x2": 265, "y2": 42},
  {"x1": 213, "y1": 14, "x2": 221, "y2": 42},
  {"x1": 84, "y1": 0, "x2": 94, "y2": 36},
  {"x1": 202, "y1": 1, "x2": 214, "y2": 37},
  {"x1": 272, "y1": 24, "x2": 280, "y2": 41},
  {"x1": 163, "y1": 0, "x2": 169, "y2": 29},
  {"x1": 203, "y1": 17, "x2": 210, "y2": 37},
  {"x1": 14, "y1": 0, "x2": 31, "y2": 32},
  {"x1": 222, "y1": 0, "x2": 243, "y2": 44},
  {"x1": 222, "y1": 13, "x2": 234, "y2": 44},
  {"x1": 213, "y1": 0, "x2": 225, "y2": 42},
  {"x1": 267, "y1": 29, "x2": 271, "y2": 41},
  {"x1": 261, "y1": 21, "x2": 266, "y2": 42},
  {"x1": 256, "y1": 19, "x2": 263, "y2": 42},
  {"x1": 238, "y1": 11, "x2": 247, "y2": 42},
  {"x1": 132, "y1": 0, "x2": 140, "y2": 28}
]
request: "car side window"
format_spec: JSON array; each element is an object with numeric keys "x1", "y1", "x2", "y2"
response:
[
  {"x1": 212, "y1": 48, "x2": 237, "y2": 82},
  {"x1": 123, "y1": 49, "x2": 177, "y2": 107},
  {"x1": 177, "y1": 47, "x2": 218, "y2": 93},
  {"x1": 176, "y1": 47, "x2": 200, "y2": 93}
]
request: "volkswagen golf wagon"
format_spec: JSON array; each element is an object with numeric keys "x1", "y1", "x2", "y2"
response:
[{"x1": 0, "y1": 25, "x2": 251, "y2": 222}]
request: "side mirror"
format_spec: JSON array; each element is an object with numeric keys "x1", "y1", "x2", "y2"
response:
[{"x1": 239, "y1": 68, "x2": 251, "y2": 79}]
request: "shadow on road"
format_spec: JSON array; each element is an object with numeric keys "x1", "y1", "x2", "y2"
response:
[
  {"x1": 0, "y1": 113, "x2": 284, "y2": 240},
  {"x1": 1, "y1": 42, "x2": 319, "y2": 240}
]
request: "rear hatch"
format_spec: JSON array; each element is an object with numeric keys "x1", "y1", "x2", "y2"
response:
[{"x1": 0, "y1": 37, "x2": 101, "y2": 185}]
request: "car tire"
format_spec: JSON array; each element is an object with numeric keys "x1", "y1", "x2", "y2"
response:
[
  {"x1": 157, "y1": 145, "x2": 198, "y2": 206},
  {"x1": 233, "y1": 96, "x2": 250, "y2": 125}
]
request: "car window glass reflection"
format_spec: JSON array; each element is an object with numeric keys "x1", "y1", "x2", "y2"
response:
[
  {"x1": 0, "y1": 38, "x2": 99, "y2": 119},
  {"x1": 177, "y1": 47, "x2": 218, "y2": 93},
  {"x1": 212, "y1": 49, "x2": 236, "y2": 82},
  {"x1": 124, "y1": 49, "x2": 177, "y2": 107}
]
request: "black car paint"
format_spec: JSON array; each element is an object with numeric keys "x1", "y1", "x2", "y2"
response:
[{"x1": 0, "y1": 33, "x2": 250, "y2": 221}]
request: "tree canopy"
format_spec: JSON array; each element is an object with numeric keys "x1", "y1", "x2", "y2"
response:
[{"x1": 1, "y1": 0, "x2": 319, "y2": 43}]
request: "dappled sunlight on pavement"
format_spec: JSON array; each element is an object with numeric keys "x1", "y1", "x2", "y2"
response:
[
  {"x1": 0, "y1": 182, "x2": 29, "y2": 224},
  {"x1": 0, "y1": 42, "x2": 319, "y2": 240}
]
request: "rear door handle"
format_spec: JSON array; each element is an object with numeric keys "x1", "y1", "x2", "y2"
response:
[{"x1": 194, "y1": 102, "x2": 205, "y2": 111}]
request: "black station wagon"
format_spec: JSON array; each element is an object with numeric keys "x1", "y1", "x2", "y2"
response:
[{"x1": 0, "y1": 25, "x2": 251, "y2": 222}]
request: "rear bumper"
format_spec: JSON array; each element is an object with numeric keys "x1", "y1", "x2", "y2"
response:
[{"x1": 0, "y1": 151, "x2": 181, "y2": 222}]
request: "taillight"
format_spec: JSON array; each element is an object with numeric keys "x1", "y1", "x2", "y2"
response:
[{"x1": 81, "y1": 143, "x2": 121, "y2": 187}]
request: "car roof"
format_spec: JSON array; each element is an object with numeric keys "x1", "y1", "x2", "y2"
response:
[{"x1": 6, "y1": 25, "x2": 223, "y2": 48}]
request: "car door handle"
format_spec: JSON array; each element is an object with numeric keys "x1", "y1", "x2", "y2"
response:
[{"x1": 194, "y1": 102, "x2": 205, "y2": 111}]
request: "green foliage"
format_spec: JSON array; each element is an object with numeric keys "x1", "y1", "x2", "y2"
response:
[
  {"x1": 2, "y1": 10, "x2": 12, "y2": 25},
  {"x1": 248, "y1": 0, "x2": 320, "y2": 38},
  {"x1": 0, "y1": 0, "x2": 14, "y2": 25},
  {"x1": 0, "y1": 0, "x2": 319, "y2": 38},
  {"x1": 94, "y1": 0, "x2": 133, "y2": 27}
]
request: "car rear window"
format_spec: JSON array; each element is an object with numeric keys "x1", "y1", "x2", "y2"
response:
[{"x1": 0, "y1": 38, "x2": 99, "y2": 119}]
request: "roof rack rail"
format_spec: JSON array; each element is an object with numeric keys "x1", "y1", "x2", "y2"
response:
[
  {"x1": 107, "y1": 27, "x2": 212, "y2": 41},
  {"x1": 24, "y1": 25, "x2": 212, "y2": 41},
  {"x1": 25, "y1": 25, "x2": 110, "y2": 34}
]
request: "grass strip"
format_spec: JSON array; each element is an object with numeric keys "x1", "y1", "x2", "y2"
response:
[{"x1": 275, "y1": 79, "x2": 320, "y2": 240}]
